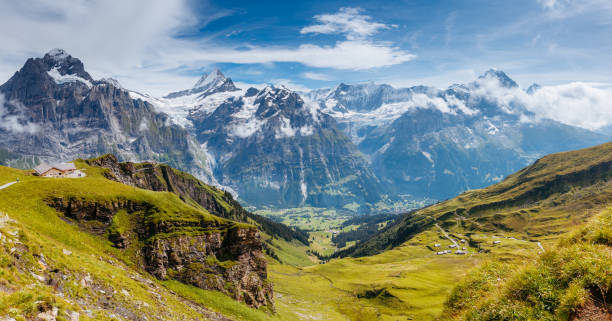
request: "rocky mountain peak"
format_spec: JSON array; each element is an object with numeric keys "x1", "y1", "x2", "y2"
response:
[
  {"x1": 44, "y1": 48, "x2": 70, "y2": 62},
  {"x1": 478, "y1": 69, "x2": 518, "y2": 88},
  {"x1": 527, "y1": 83, "x2": 541, "y2": 94},
  {"x1": 164, "y1": 68, "x2": 239, "y2": 99},
  {"x1": 41, "y1": 48, "x2": 93, "y2": 82},
  {"x1": 193, "y1": 68, "x2": 225, "y2": 89},
  {"x1": 253, "y1": 86, "x2": 308, "y2": 117}
]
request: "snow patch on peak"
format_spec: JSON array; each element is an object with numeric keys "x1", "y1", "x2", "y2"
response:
[
  {"x1": 229, "y1": 96, "x2": 267, "y2": 138},
  {"x1": 45, "y1": 48, "x2": 70, "y2": 61},
  {"x1": 47, "y1": 67, "x2": 92, "y2": 88},
  {"x1": 194, "y1": 69, "x2": 226, "y2": 89},
  {"x1": 100, "y1": 78, "x2": 122, "y2": 88}
]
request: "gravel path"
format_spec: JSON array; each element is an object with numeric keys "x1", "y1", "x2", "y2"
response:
[{"x1": 0, "y1": 181, "x2": 17, "y2": 190}]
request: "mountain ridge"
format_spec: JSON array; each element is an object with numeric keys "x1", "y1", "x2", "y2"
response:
[
  {"x1": 337, "y1": 141, "x2": 612, "y2": 257},
  {"x1": 1, "y1": 49, "x2": 610, "y2": 213}
]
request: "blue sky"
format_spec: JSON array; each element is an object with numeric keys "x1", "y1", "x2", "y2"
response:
[{"x1": 0, "y1": 0, "x2": 611, "y2": 95}]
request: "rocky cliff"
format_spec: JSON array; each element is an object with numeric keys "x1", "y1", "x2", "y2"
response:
[
  {"x1": 85, "y1": 154, "x2": 309, "y2": 245},
  {"x1": 189, "y1": 86, "x2": 388, "y2": 211},
  {"x1": 46, "y1": 166, "x2": 274, "y2": 308},
  {"x1": 0, "y1": 49, "x2": 214, "y2": 182}
]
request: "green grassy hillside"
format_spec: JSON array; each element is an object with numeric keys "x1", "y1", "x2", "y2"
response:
[
  {"x1": 442, "y1": 209, "x2": 611, "y2": 320},
  {"x1": 0, "y1": 164, "x2": 280, "y2": 320},
  {"x1": 340, "y1": 142, "x2": 612, "y2": 258},
  {"x1": 2, "y1": 140, "x2": 611, "y2": 320},
  {"x1": 85, "y1": 154, "x2": 309, "y2": 247},
  {"x1": 266, "y1": 141, "x2": 612, "y2": 320}
]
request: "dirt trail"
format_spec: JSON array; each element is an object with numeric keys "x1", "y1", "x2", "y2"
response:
[
  {"x1": 435, "y1": 223, "x2": 459, "y2": 248},
  {"x1": 0, "y1": 181, "x2": 17, "y2": 190}
]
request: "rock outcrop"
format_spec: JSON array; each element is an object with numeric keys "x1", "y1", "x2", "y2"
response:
[
  {"x1": 47, "y1": 183, "x2": 274, "y2": 308},
  {"x1": 85, "y1": 154, "x2": 310, "y2": 244},
  {"x1": 0, "y1": 49, "x2": 213, "y2": 182},
  {"x1": 147, "y1": 228, "x2": 272, "y2": 307}
]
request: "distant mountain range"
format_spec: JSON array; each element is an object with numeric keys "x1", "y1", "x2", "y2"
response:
[
  {"x1": 305, "y1": 70, "x2": 608, "y2": 200},
  {"x1": 0, "y1": 49, "x2": 608, "y2": 212}
]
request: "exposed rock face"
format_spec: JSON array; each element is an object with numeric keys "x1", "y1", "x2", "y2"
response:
[
  {"x1": 147, "y1": 228, "x2": 272, "y2": 307},
  {"x1": 86, "y1": 154, "x2": 310, "y2": 244},
  {"x1": 86, "y1": 154, "x2": 231, "y2": 217},
  {"x1": 0, "y1": 49, "x2": 213, "y2": 182},
  {"x1": 47, "y1": 190, "x2": 274, "y2": 308},
  {"x1": 190, "y1": 86, "x2": 387, "y2": 211},
  {"x1": 307, "y1": 70, "x2": 610, "y2": 200}
]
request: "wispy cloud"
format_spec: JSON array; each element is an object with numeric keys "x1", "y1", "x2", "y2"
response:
[
  {"x1": 300, "y1": 7, "x2": 392, "y2": 40},
  {"x1": 183, "y1": 7, "x2": 413, "y2": 72},
  {"x1": 536, "y1": 0, "x2": 612, "y2": 20},
  {"x1": 0, "y1": 2, "x2": 414, "y2": 96},
  {"x1": 0, "y1": 93, "x2": 40, "y2": 134},
  {"x1": 302, "y1": 72, "x2": 332, "y2": 81},
  {"x1": 178, "y1": 41, "x2": 414, "y2": 70},
  {"x1": 271, "y1": 79, "x2": 311, "y2": 92}
]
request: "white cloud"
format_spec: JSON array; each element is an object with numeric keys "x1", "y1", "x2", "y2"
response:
[
  {"x1": 303, "y1": 72, "x2": 332, "y2": 81},
  {"x1": 0, "y1": 93, "x2": 40, "y2": 134},
  {"x1": 169, "y1": 40, "x2": 415, "y2": 71},
  {"x1": 300, "y1": 7, "x2": 391, "y2": 40},
  {"x1": 471, "y1": 75, "x2": 612, "y2": 130},
  {"x1": 537, "y1": 0, "x2": 566, "y2": 10},
  {"x1": 525, "y1": 82, "x2": 612, "y2": 129},
  {"x1": 0, "y1": 2, "x2": 414, "y2": 96}
]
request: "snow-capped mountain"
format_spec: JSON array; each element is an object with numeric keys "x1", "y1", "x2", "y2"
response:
[
  {"x1": 1, "y1": 50, "x2": 608, "y2": 212},
  {"x1": 0, "y1": 49, "x2": 214, "y2": 181},
  {"x1": 131, "y1": 69, "x2": 244, "y2": 129},
  {"x1": 165, "y1": 68, "x2": 239, "y2": 99},
  {"x1": 189, "y1": 85, "x2": 387, "y2": 210},
  {"x1": 308, "y1": 70, "x2": 609, "y2": 199}
]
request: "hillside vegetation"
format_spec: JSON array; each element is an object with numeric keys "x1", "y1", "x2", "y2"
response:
[
  {"x1": 340, "y1": 142, "x2": 612, "y2": 258},
  {"x1": 2, "y1": 140, "x2": 611, "y2": 320},
  {"x1": 443, "y1": 209, "x2": 611, "y2": 320},
  {"x1": 0, "y1": 163, "x2": 281, "y2": 320},
  {"x1": 267, "y1": 141, "x2": 612, "y2": 320}
]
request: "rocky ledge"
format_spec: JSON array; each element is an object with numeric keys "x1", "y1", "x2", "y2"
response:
[{"x1": 47, "y1": 186, "x2": 273, "y2": 308}]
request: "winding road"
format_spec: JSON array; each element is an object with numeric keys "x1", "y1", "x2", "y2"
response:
[
  {"x1": 0, "y1": 181, "x2": 17, "y2": 190},
  {"x1": 435, "y1": 223, "x2": 459, "y2": 248}
]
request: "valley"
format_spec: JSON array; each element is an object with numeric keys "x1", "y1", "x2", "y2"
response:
[
  {"x1": 0, "y1": 48, "x2": 611, "y2": 321},
  {"x1": 3, "y1": 141, "x2": 610, "y2": 320}
]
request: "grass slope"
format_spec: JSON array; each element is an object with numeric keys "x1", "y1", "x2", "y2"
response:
[
  {"x1": 268, "y1": 226, "x2": 539, "y2": 321},
  {"x1": 0, "y1": 164, "x2": 276, "y2": 320},
  {"x1": 342, "y1": 142, "x2": 612, "y2": 258},
  {"x1": 442, "y1": 209, "x2": 612, "y2": 320},
  {"x1": 267, "y1": 142, "x2": 612, "y2": 320}
]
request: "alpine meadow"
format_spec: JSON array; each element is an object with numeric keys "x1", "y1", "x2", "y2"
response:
[{"x1": 0, "y1": 1, "x2": 611, "y2": 320}]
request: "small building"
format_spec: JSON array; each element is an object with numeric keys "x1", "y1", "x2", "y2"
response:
[
  {"x1": 436, "y1": 251, "x2": 446, "y2": 255},
  {"x1": 493, "y1": 240, "x2": 501, "y2": 245},
  {"x1": 460, "y1": 239, "x2": 466, "y2": 243},
  {"x1": 449, "y1": 244, "x2": 457, "y2": 248},
  {"x1": 455, "y1": 250, "x2": 467, "y2": 255},
  {"x1": 34, "y1": 162, "x2": 77, "y2": 178},
  {"x1": 434, "y1": 243, "x2": 441, "y2": 247}
]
